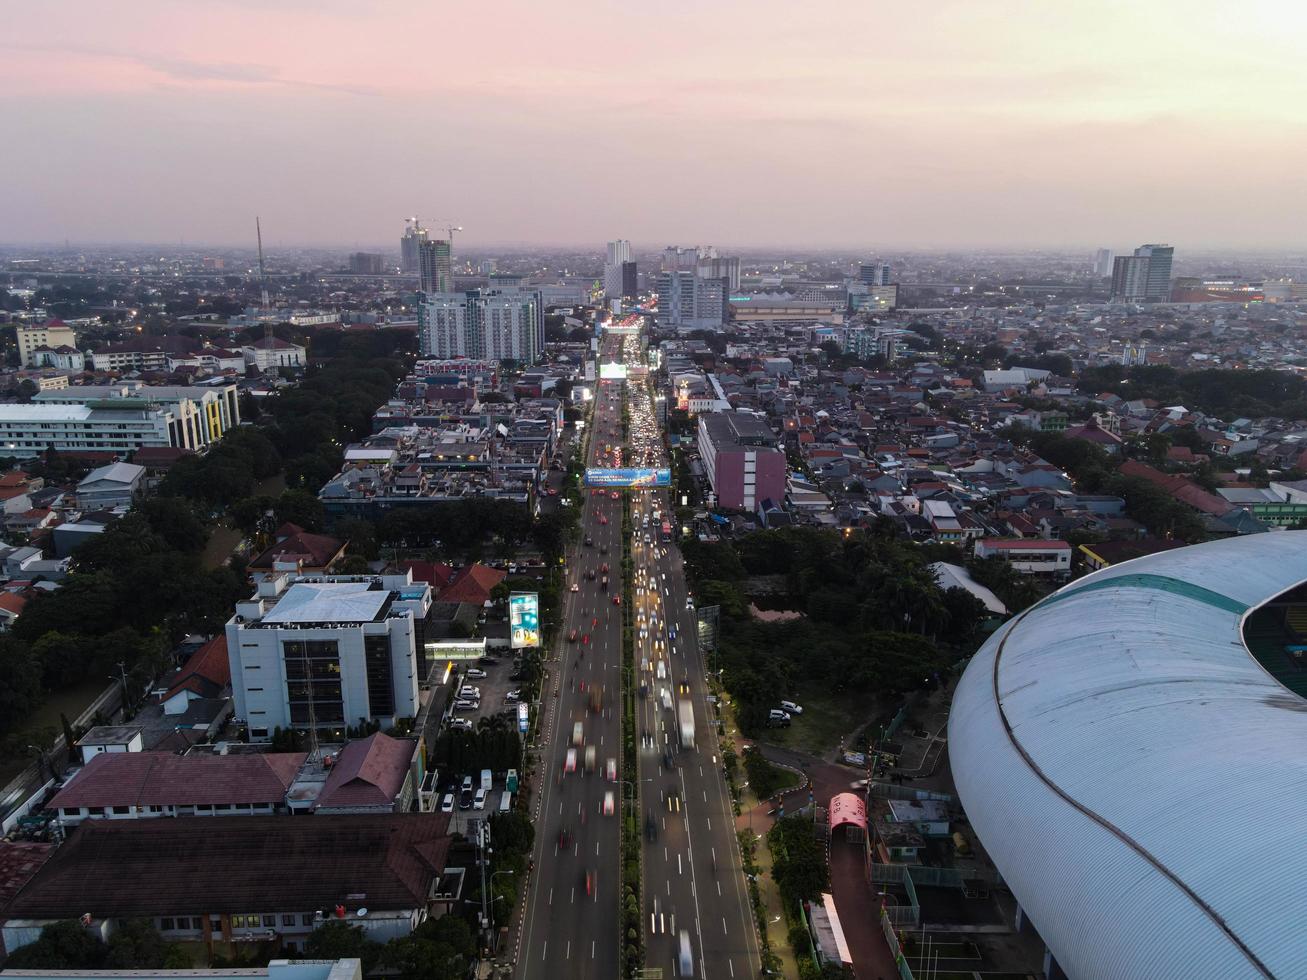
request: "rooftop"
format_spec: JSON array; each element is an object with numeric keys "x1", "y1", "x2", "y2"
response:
[{"x1": 260, "y1": 581, "x2": 391, "y2": 625}]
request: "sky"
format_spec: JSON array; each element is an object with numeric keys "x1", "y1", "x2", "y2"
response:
[{"x1": 3, "y1": 0, "x2": 1306, "y2": 251}]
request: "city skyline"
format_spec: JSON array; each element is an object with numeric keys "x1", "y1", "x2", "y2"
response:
[{"x1": 3, "y1": 1, "x2": 1306, "y2": 250}]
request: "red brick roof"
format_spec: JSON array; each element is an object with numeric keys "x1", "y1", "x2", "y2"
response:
[
  {"x1": 6, "y1": 813, "x2": 452, "y2": 918},
  {"x1": 439, "y1": 563, "x2": 506, "y2": 604},
  {"x1": 1118, "y1": 459, "x2": 1233, "y2": 517},
  {"x1": 49, "y1": 751, "x2": 307, "y2": 810},
  {"x1": 316, "y1": 733, "x2": 415, "y2": 810},
  {"x1": 0, "y1": 592, "x2": 28, "y2": 617},
  {"x1": 979, "y1": 538, "x2": 1071, "y2": 550}
]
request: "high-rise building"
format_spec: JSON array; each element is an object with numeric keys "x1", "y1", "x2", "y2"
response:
[
  {"x1": 418, "y1": 288, "x2": 543, "y2": 363},
  {"x1": 1111, "y1": 244, "x2": 1174, "y2": 302},
  {"x1": 656, "y1": 270, "x2": 724, "y2": 330},
  {"x1": 603, "y1": 239, "x2": 632, "y2": 300},
  {"x1": 858, "y1": 261, "x2": 891, "y2": 286},
  {"x1": 696, "y1": 255, "x2": 741, "y2": 292},
  {"x1": 1136, "y1": 244, "x2": 1174, "y2": 300},
  {"x1": 661, "y1": 246, "x2": 700, "y2": 272},
  {"x1": 621, "y1": 261, "x2": 638, "y2": 299},
  {"x1": 1092, "y1": 248, "x2": 1114, "y2": 278},
  {"x1": 349, "y1": 252, "x2": 384, "y2": 275},
  {"x1": 400, "y1": 218, "x2": 428, "y2": 274},
  {"x1": 419, "y1": 239, "x2": 452, "y2": 293}
]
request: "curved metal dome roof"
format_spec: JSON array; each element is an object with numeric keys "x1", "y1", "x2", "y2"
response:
[{"x1": 949, "y1": 533, "x2": 1307, "y2": 980}]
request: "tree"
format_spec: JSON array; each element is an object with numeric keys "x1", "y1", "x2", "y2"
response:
[
  {"x1": 0, "y1": 638, "x2": 42, "y2": 736},
  {"x1": 138, "y1": 497, "x2": 210, "y2": 552},
  {"x1": 335, "y1": 554, "x2": 371, "y2": 574},
  {"x1": 3, "y1": 920, "x2": 107, "y2": 969},
  {"x1": 333, "y1": 517, "x2": 380, "y2": 560},
  {"x1": 274, "y1": 489, "x2": 325, "y2": 532},
  {"x1": 304, "y1": 921, "x2": 384, "y2": 973},
  {"x1": 106, "y1": 919, "x2": 178, "y2": 969}
]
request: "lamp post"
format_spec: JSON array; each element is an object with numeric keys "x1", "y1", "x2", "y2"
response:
[{"x1": 487, "y1": 869, "x2": 515, "y2": 951}]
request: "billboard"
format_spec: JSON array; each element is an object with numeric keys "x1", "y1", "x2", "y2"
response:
[
  {"x1": 584, "y1": 467, "x2": 672, "y2": 488},
  {"x1": 517, "y1": 702, "x2": 530, "y2": 734},
  {"x1": 599, "y1": 362, "x2": 628, "y2": 380},
  {"x1": 508, "y1": 592, "x2": 540, "y2": 649}
]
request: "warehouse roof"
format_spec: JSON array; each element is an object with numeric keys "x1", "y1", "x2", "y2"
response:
[{"x1": 949, "y1": 533, "x2": 1307, "y2": 980}]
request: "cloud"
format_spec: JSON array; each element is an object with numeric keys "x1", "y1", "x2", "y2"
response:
[{"x1": 0, "y1": 41, "x2": 376, "y2": 96}]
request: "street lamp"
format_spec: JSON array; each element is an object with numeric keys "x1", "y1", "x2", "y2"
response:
[{"x1": 487, "y1": 870, "x2": 515, "y2": 953}]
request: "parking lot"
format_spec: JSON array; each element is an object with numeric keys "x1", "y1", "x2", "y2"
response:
[
  {"x1": 443, "y1": 787, "x2": 513, "y2": 837},
  {"x1": 445, "y1": 655, "x2": 523, "y2": 733}
]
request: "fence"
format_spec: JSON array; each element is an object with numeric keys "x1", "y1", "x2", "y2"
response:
[{"x1": 880, "y1": 908, "x2": 917, "y2": 980}]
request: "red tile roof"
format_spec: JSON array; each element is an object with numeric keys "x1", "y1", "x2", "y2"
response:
[
  {"x1": 979, "y1": 538, "x2": 1071, "y2": 550},
  {"x1": 163, "y1": 635, "x2": 231, "y2": 701},
  {"x1": 400, "y1": 559, "x2": 455, "y2": 588},
  {"x1": 1118, "y1": 459, "x2": 1233, "y2": 517},
  {"x1": 0, "y1": 592, "x2": 28, "y2": 616},
  {"x1": 316, "y1": 734, "x2": 416, "y2": 810},
  {"x1": 6, "y1": 813, "x2": 452, "y2": 918},
  {"x1": 250, "y1": 528, "x2": 345, "y2": 570},
  {"x1": 439, "y1": 563, "x2": 506, "y2": 604},
  {"x1": 49, "y1": 751, "x2": 307, "y2": 810}
]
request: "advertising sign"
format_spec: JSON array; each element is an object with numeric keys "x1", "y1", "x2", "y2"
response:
[
  {"x1": 517, "y1": 702, "x2": 530, "y2": 734},
  {"x1": 599, "y1": 362, "x2": 628, "y2": 380},
  {"x1": 584, "y1": 467, "x2": 672, "y2": 488},
  {"x1": 508, "y1": 592, "x2": 540, "y2": 649}
]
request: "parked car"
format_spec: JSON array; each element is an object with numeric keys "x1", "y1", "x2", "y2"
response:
[
  {"x1": 473, "y1": 788, "x2": 487, "y2": 810},
  {"x1": 767, "y1": 709, "x2": 792, "y2": 727},
  {"x1": 780, "y1": 700, "x2": 803, "y2": 715},
  {"x1": 440, "y1": 793, "x2": 455, "y2": 813},
  {"x1": 466, "y1": 668, "x2": 487, "y2": 679},
  {"x1": 450, "y1": 718, "x2": 473, "y2": 732},
  {"x1": 505, "y1": 690, "x2": 522, "y2": 702},
  {"x1": 459, "y1": 789, "x2": 474, "y2": 810}
]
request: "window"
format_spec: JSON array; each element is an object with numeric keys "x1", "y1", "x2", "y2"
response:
[
  {"x1": 112, "y1": 806, "x2": 130, "y2": 815},
  {"x1": 216, "y1": 804, "x2": 231, "y2": 811},
  {"x1": 87, "y1": 807, "x2": 104, "y2": 816},
  {"x1": 231, "y1": 915, "x2": 246, "y2": 928},
  {"x1": 301, "y1": 914, "x2": 315, "y2": 926},
  {"x1": 160, "y1": 918, "x2": 175, "y2": 931},
  {"x1": 282, "y1": 914, "x2": 295, "y2": 927},
  {"x1": 263, "y1": 915, "x2": 276, "y2": 928},
  {"x1": 251, "y1": 728, "x2": 269, "y2": 739}
]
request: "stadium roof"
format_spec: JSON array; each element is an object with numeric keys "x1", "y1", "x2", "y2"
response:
[{"x1": 949, "y1": 533, "x2": 1307, "y2": 980}]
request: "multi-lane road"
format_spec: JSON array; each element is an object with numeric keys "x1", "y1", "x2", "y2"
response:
[{"x1": 518, "y1": 326, "x2": 758, "y2": 979}]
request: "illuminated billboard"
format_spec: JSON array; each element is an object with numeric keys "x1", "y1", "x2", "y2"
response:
[
  {"x1": 584, "y1": 468, "x2": 672, "y2": 488},
  {"x1": 517, "y1": 702, "x2": 530, "y2": 733},
  {"x1": 599, "y1": 362, "x2": 628, "y2": 380},
  {"x1": 508, "y1": 592, "x2": 540, "y2": 649}
]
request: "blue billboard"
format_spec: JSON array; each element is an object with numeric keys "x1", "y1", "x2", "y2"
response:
[{"x1": 584, "y1": 467, "x2": 672, "y2": 488}]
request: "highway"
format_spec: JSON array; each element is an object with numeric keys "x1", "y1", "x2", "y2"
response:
[
  {"x1": 517, "y1": 333, "x2": 626, "y2": 979},
  {"x1": 625, "y1": 338, "x2": 761, "y2": 979}
]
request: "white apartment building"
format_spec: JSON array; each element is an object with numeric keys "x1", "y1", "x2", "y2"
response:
[
  {"x1": 418, "y1": 288, "x2": 543, "y2": 363},
  {"x1": 656, "y1": 270, "x2": 724, "y2": 330},
  {"x1": 243, "y1": 336, "x2": 307, "y2": 372},
  {"x1": 17, "y1": 321, "x2": 77, "y2": 367},
  {"x1": 603, "y1": 239, "x2": 631, "y2": 299},
  {"x1": 226, "y1": 572, "x2": 431, "y2": 741}
]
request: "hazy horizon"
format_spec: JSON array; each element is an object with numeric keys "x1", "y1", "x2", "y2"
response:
[{"x1": 4, "y1": 0, "x2": 1306, "y2": 251}]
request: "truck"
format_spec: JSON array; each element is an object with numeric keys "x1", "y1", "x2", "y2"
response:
[{"x1": 678, "y1": 699, "x2": 695, "y2": 749}]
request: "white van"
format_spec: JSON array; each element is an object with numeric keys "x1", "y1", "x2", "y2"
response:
[{"x1": 498, "y1": 791, "x2": 512, "y2": 813}]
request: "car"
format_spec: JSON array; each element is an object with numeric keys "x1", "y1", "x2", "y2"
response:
[
  {"x1": 450, "y1": 718, "x2": 473, "y2": 732},
  {"x1": 569, "y1": 629, "x2": 578, "y2": 643},
  {"x1": 645, "y1": 810, "x2": 658, "y2": 841},
  {"x1": 481, "y1": 657, "x2": 499, "y2": 666},
  {"x1": 613, "y1": 595, "x2": 622, "y2": 606},
  {"x1": 473, "y1": 787, "x2": 487, "y2": 809},
  {"x1": 606, "y1": 757, "x2": 617, "y2": 782},
  {"x1": 585, "y1": 869, "x2": 595, "y2": 896},
  {"x1": 582, "y1": 633, "x2": 591, "y2": 645},
  {"x1": 656, "y1": 660, "x2": 666, "y2": 679},
  {"x1": 459, "y1": 789, "x2": 474, "y2": 810},
  {"x1": 460, "y1": 686, "x2": 480, "y2": 698},
  {"x1": 780, "y1": 700, "x2": 803, "y2": 715},
  {"x1": 570, "y1": 583, "x2": 579, "y2": 593},
  {"x1": 440, "y1": 793, "x2": 455, "y2": 813},
  {"x1": 565, "y1": 748, "x2": 577, "y2": 772},
  {"x1": 602, "y1": 791, "x2": 615, "y2": 816},
  {"x1": 599, "y1": 515, "x2": 608, "y2": 525},
  {"x1": 461, "y1": 775, "x2": 473, "y2": 791},
  {"x1": 454, "y1": 700, "x2": 479, "y2": 712},
  {"x1": 600, "y1": 563, "x2": 609, "y2": 574},
  {"x1": 611, "y1": 491, "x2": 620, "y2": 500},
  {"x1": 584, "y1": 536, "x2": 593, "y2": 547},
  {"x1": 465, "y1": 668, "x2": 487, "y2": 679},
  {"x1": 505, "y1": 690, "x2": 522, "y2": 702},
  {"x1": 669, "y1": 626, "x2": 677, "y2": 640},
  {"x1": 665, "y1": 788, "x2": 681, "y2": 812},
  {"x1": 584, "y1": 745, "x2": 596, "y2": 773},
  {"x1": 767, "y1": 709, "x2": 792, "y2": 727},
  {"x1": 558, "y1": 827, "x2": 571, "y2": 848},
  {"x1": 599, "y1": 544, "x2": 608, "y2": 554},
  {"x1": 679, "y1": 930, "x2": 694, "y2": 977},
  {"x1": 572, "y1": 721, "x2": 584, "y2": 746}
]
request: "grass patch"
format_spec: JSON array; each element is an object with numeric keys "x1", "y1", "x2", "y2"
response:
[
  {"x1": 0, "y1": 677, "x2": 108, "y2": 783},
  {"x1": 754, "y1": 682, "x2": 878, "y2": 757}
]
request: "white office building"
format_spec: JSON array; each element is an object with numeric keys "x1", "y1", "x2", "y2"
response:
[
  {"x1": 603, "y1": 239, "x2": 631, "y2": 300},
  {"x1": 35, "y1": 381, "x2": 240, "y2": 450},
  {"x1": 0, "y1": 403, "x2": 174, "y2": 458},
  {"x1": 656, "y1": 270, "x2": 725, "y2": 330},
  {"x1": 226, "y1": 572, "x2": 431, "y2": 741}
]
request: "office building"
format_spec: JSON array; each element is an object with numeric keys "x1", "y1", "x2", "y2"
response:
[
  {"x1": 349, "y1": 252, "x2": 385, "y2": 275},
  {"x1": 661, "y1": 245, "x2": 700, "y2": 272},
  {"x1": 400, "y1": 217, "x2": 428, "y2": 273},
  {"x1": 858, "y1": 261, "x2": 891, "y2": 286},
  {"x1": 0, "y1": 404, "x2": 173, "y2": 458},
  {"x1": 35, "y1": 382, "x2": 241, "y2": 449},
  {"x1": 418, "y1": 288, "x2": 544, "y2": 364},
  {"x1": 696, "y1": 410, "x2": 787, "y2": 511},
  {"x1": 419, "y1": 239, "x2": 453, "y2": 293},
  {"x1": 1111, "y1": 243, "x2": 1174, "y2": 302},
  {"x1": 656, "y1": 270, "x2": 725, "y2": 330},
  {"x1": 17, "y1": 320, "x2": 77, "y2": 368},
  {"x1": 226, "y1": 572, "x2": 431, "y2": 741},
  {"x1": 1092, "y1": 248, "x2": 1114, "y2": 278},
  {"x1": 603, "y1": 239, "x2": 632, "y2": 300},
  {"x1": 621, "y1": 260, "x2": 638, "y2": 299}
]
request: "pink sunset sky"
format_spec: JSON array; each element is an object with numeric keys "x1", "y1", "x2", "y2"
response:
[{"x1": 3, "y1": 0, "x2": 1306, "y2": 249}]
